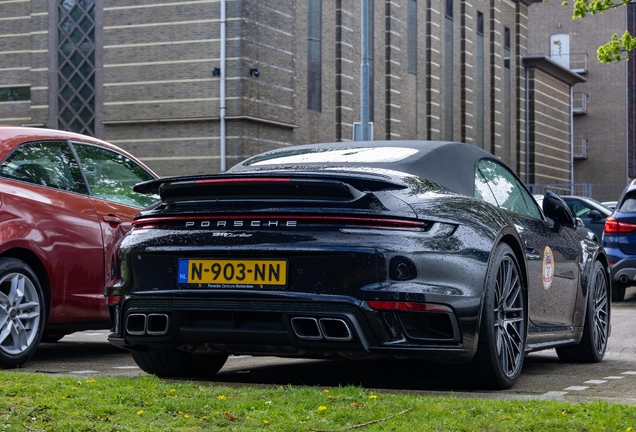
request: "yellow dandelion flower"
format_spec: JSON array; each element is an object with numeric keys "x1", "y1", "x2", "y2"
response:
[
  {"x1": 85, "y1": 379, "x2": 96, "y2": 383},
  {"x1": 323, "y1": 389, "x2": 329, "y2": 393},
  {"x1": 184, "y1": 414, "x2": 190, "y2": 419},
  {"x1": 178, "y1": 410, "x2": 183, "y2": 414},
  {"x1": 218, "y1": 395, "x2": 227, "y2": 400},
  {"x1": 263, "y1": 419, "x2": 269, "y2": 425},
  {"x1": 368, "y1": 395, "x2": 377, "y2": 399},
  {"x1": 318, "y1": 406, "x2": 327, "y2": 412},
  {"x1": 137, "y1": 410, "x2": 143, "y2": 416}
]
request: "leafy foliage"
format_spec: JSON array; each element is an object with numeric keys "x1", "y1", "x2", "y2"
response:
[{"x1": 560, "y1": 0, "x2": 636, "y2": 63}]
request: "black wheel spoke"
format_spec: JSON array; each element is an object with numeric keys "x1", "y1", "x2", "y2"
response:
[
  {"x1": 494, "y1": 256, "x2": 524, "y2": 377},
  {"x1": 593, "y1": 272, "x2": 609, "y2": 354}
]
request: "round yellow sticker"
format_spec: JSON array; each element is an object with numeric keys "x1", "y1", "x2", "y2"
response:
[{"x1": 542, "y1": 246, "x2": 554, "y2": 290}]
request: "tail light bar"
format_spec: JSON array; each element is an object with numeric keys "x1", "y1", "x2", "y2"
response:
[
  {"x1": 132, "y1": 214, "x2": 429, "y2": 230},
  {"x1": 604, "y1": 216, "x2": 636, "y2": 233},
  {"x1": 367, "y1": 301, "x2": 452, "y2": 313}
]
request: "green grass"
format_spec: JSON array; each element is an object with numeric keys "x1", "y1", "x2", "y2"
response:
[{"x1": 0, "y1": 372, "x2": 634, "y2": 431}]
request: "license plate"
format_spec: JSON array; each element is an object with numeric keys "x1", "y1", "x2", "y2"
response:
[{"x1": 177, "y1": 258, "x2": 288, "y2": 288}]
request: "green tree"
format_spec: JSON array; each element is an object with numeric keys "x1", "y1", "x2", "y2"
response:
[{"x1": 561, "y1": 0, "x2": 636, "y2": 63}]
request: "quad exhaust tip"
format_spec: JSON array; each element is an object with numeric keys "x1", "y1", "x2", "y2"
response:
[
  {"x1": 126, "y1": 313, "x2": 169, "y2": 336},
  {"x1": 291, "y1": 317, "x2": 352, "y2": 342}
]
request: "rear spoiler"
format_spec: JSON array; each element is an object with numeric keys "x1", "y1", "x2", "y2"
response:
[{"x1": 134, "y1": 172, "x2": 407, "y2": 203}]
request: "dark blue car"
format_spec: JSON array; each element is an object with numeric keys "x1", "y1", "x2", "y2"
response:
[{"x1": 602, "y1": 180, "x2": 636, "y2": 301}]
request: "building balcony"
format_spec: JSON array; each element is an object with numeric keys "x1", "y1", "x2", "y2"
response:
[
  {"x1": 528, "y1": 52, "x2": 587, "y2": 74},
  {"x1": 572, "y1": 92, "x2": 588, "y2": 115},
  {"x1": 573, "y1": 138, "x2": 587, "y2": 159}
]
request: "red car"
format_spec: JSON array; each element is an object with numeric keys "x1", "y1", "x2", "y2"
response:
[{"x1": 0, "y1": 126, "x2": 157, "y2": 368}]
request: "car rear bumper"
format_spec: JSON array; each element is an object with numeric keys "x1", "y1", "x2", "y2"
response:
[
  {"x1": 108, "y1": 294, "x2": 480, "y2": 363},
  {"x1": 610, "y1": 258, "x2": 636, "y2": 285}
]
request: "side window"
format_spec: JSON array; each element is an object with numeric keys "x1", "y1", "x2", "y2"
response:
[
  {"x1": 0, "y1": 141, "x2": 87, "y2": 193},
  {"x1": 566, "y1": 200, "x2": 590, "y2": 218},
  {"x1": 476, "y1": 159, "x2": 542, "y2": 219},
  {"x1": 72, "y1": 143, "x2": 156, "y2": 208},
  {"x1": 474, "y1": 169, "x2": 498, "y2": 206}
]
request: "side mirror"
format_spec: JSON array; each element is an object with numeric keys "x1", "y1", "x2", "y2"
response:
[
  {"x1": 542, "y1": 191, "x2": 576, "y2": 229},
  {"x1": 575, "y1": 217, "x2": 585, "y2": 228},
  {"x1": 588, "y1": 209, "x2": 603, "y2": 220}
]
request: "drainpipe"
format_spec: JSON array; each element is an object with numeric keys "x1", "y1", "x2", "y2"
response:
[
  {"x1": 359, "y1": 0, "x2": 370, "y2": 141},
  {"x1": 525, "y1": 66, "x2": 530, "y2": 186},
  {"x1": 570, "y1": 86, "x2": 574, "y2": 194},
  {"x1": 220, "y1": 0, "x2": 227, "y2": 172}
]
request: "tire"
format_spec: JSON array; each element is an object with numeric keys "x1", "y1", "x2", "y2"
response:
[
  {"x1": 612, "y1": 283, "x2": 626, "y2": 302},
  {"x1": 464, "y1": 243, "x2": 526, "y2": 390},
  {"x1": 0, "y1": 258, "x2": 45, "y2": 368},
  {"x1": 556, "y1": 261, "x2": 609, "y2": 363},
  {"x1": 131, "y1": 347, "x2": 229, "y2": 378}
]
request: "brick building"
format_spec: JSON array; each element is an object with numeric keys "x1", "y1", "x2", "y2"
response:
[
  {"x1": 528, "y1": 2, "x2": 633, "y2": 201},
  {"x1": 1, "y1": 0, "x2": 581, "y2": 185}
]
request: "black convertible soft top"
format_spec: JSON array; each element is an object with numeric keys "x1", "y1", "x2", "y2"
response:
[
  {"x1": 231, "y1": 140, "x2": 497, "y2": 197},
  {"x1": 133, "y1": 141, "x2": 498, "y2": 197}
]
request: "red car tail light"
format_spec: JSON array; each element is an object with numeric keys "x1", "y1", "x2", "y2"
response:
[
  {"x1": 106, "y1": 295, "x2": 122, "y2": 305},
  {"x1": 604, "y1": 216, "x2": 636, "y2": 233},
  {"x1": 367, "y1": 301, "x2": 452, "y2": 313},
  {"x1": 132, "y1": 214, "x2": 429, "y2": 230}
]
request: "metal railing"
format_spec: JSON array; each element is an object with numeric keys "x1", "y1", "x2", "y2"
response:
[
  {"x1": 527, "y1": 52, "x2": 588, "y2": 74},
  {"x1": 573, "y1": 138, "x2": 587, "y2": 159},
  {"x1": 528, "y1": 183, "x2": 593, "y2": 197},
  {"x1": 572, "y1": 92, "x2": 588, "y2": 115}
]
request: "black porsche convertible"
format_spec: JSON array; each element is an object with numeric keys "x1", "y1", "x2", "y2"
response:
[{"x1": 106, "y1": 141, "x2": 610, "y2": 389}]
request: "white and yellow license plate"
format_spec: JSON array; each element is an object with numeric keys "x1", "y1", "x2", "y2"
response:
[{"x1": 177, "y1": 258, "x2": 287, "y2": 287}]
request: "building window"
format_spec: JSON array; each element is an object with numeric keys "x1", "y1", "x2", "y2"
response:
[
  {"x1": 477, "y1": 11, "x2": 484, "y2": 36},
  {"x1": 445, "y1": 0, "x2": 453, "y2": 19},
  {"x1": 0, "y1": 87, "x2": 30, "y2": 102},
  {"x1": 307, "y1": 0, "x2": 322, "y2": 112},
  {"x1": 57, "y1": 0, "x2": 96, "y2": 135},
  {"x1": 504, "y1": 27, "x2": 511, "y2": 157},
  {"x1": 444, "y1": 6, "x2": 453, "y2": 140},
  {"x1": 407, "y1": 0, "x2": 417, "y2": 74},
  {"x1": 476, "y1": 12, "x2": 484, "y2": 149}
]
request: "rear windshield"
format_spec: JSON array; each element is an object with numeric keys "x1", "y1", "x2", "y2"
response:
[
  {"x1": 245, "y1": 147, "x2": 418, "y2": 166},
  {"x1": 619, "y1": 192, "x2": 636, "y2": 212}
]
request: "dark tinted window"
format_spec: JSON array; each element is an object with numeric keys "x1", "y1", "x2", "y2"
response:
[
  {"x1": 0, "y1": 87, "x2": 30, "y2": 102},
  {"x1": 566, "y1": 200, "x2": 593, "y2": 218},
  {"x1": 0, "y1": 141, "x2": 87, "y2": 193},
  {"x1": 73, "y1": 143, "x2": 156, "y2": 208}
]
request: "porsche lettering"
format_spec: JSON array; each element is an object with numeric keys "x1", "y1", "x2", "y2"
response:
[{"x1": 185, "y1": 220, "x2": 298, "y2": 228}]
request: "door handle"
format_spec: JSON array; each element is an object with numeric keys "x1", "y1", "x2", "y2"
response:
[{"x1": 103, "y1": 215, "x2": 122, "y2": 225}]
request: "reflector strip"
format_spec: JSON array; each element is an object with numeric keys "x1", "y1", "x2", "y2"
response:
[
  {"x1": 132, "y1": 214, "x2": 426, "y2": 229},
  {"x1": 194, "y1": 178, "x2": 292, "y2": 184},
  {"x1": 367, "y1": 301, "x2": 452, "y2": 313}
]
